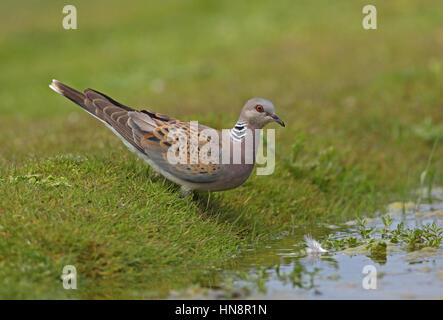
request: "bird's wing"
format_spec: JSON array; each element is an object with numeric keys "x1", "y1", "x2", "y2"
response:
[
  {"x1": 50, "y1": 80, "x2": 223, "y2": 183},
  {"x1": 134, "y1": 115, "x2": 224, "y2": 183}
]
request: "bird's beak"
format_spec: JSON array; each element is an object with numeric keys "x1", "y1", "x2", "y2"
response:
[{"x1": 270, "y1": 113, "x2": 285, "y2": 127}]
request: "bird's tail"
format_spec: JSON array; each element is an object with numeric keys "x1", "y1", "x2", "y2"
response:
[
  {"x1": 49, "y1": 79, "x2": 134, "y2": 116},
  {"x1": 49, "y1": 79, "x2": 88, "y2": 109}
]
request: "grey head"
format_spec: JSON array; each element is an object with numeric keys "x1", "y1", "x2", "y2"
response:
[{"x1": 238, "y1": 98, "x2": 285, "y2": 129}]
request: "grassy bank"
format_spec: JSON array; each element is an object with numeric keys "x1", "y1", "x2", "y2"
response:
[{"x1": 0, "y1": 0, "x2": 442, "y2": 298}]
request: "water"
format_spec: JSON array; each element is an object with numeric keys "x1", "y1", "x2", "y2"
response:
[{"x1": 172, "y1": 188, "x2": 443, "y2": 299}]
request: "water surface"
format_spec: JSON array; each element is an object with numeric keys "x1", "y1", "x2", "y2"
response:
[{"x1": 170, "y1": 188, "x2": 443, "y2": 299}]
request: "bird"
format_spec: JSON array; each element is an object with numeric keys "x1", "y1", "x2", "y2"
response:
[{"x1": 49, "y1": 80, "x2": 285, "y2": 195}]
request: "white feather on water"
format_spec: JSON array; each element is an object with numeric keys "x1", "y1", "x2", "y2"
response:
[{"x1": 304, "y1": 235, "x2": 328, "y2": 254}]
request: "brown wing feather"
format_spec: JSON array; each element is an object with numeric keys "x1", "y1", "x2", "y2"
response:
[
  {"x1": 139, "y1": 120, "x2": 223, "y2": 183},
  {"x1": 51, "y1": 80, "x2": 222, "y2": 183},
  {"x1": 84, "y1": 90, "x2": 223, "y2": 183}
]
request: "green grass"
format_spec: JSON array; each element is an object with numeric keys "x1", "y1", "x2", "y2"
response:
[{"x1": 0, "y1": 0, "x2": 442, "y2": 298}]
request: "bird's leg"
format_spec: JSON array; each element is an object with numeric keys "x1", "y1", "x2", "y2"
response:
[
  {"x1": 180, "y1": 185, "x2": 193, "y2": 198},
  {"x1": 205, "y1": 192, "x2": 211, "y2": 211},
  {"x1": 180, "y1": 186, "x2": 210, "y2": 218}
]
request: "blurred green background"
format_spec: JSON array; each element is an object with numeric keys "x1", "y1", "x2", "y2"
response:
[{"x1": 0, "y1": 0, "x2": 442, "y2": 298}]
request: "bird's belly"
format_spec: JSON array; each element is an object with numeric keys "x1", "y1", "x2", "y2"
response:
[{"x1": 192, "y1": 164, "x2": 254, "y2": 192}]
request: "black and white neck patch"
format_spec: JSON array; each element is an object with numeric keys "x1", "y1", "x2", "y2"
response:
[{"x1": 230, "y1": 120, "x2": 247, "y2": 141}]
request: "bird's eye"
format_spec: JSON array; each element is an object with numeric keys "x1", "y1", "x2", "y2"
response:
[{"x1": 255, "y1": 105, "x2": 264, "y2": 112}]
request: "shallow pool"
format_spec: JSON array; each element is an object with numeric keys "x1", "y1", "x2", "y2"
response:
[{"x1": 172, "y1": 188, "x2": 443, "y2": 299}]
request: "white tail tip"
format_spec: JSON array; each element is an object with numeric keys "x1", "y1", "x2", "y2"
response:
[{"x1": 49, "y1": 79, "x2": 62, "y2": 94}]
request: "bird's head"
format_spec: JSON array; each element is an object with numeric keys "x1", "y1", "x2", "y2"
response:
[{"x1": 239, "y1": 98, "x2": 285, "y2": 129}]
